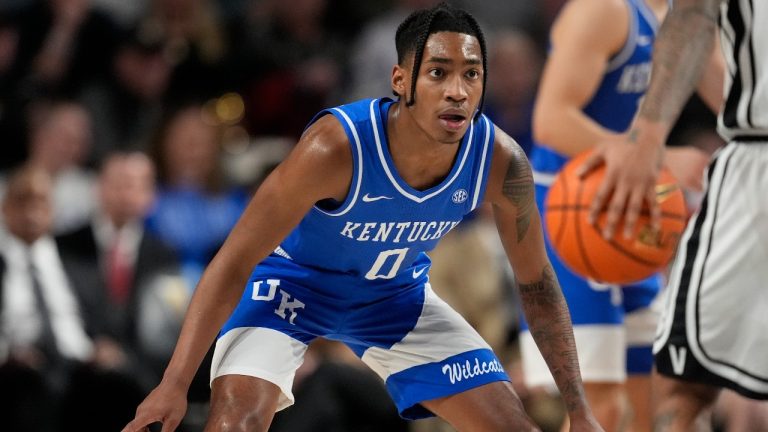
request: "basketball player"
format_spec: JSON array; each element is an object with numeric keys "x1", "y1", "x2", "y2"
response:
[
  {"x1": 582, "y1": 0, "x2": 768, "y2": 430},
  {"x1": 122, "y1": 4, "x2": 602, "y2": 432},
  {"x1": 518, "y1": 0, "x2": 721, "y2": 430}
]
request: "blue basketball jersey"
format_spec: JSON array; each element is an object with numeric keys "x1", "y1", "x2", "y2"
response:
[
  {"x1": 530, "y1": 0, "x2": 660, "y2": 174},
  {"x1": 271, "y1": 97, "x2": 495, "y2": 291}
]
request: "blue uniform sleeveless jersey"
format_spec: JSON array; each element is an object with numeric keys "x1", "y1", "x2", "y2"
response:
[
  {"x1": 217, "y1": 98, "x2": 508, "y2": 419},
  {"x1": 276, "y1": 97, "x2": 494, "y2": 287},
  {"x1": 521, "y1": 0, "x2": 663, "y2": 384}
]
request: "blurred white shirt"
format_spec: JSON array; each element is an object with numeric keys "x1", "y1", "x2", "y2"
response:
[{"x1": 0, "y1": 234, "x2": 93, "y2": 363}]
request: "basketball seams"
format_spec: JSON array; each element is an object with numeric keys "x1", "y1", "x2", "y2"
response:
[
  {"x1": 573, "y1": 177, "x2": 603, "y2": 281},
  {"x1": 553, "y1": 173, "x2": 570, "y2": 247},
  {"x1": 548, "y1": 205, "x2": 687, "y2": 221}
]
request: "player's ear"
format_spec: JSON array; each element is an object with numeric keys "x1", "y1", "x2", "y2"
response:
[{"x1": 391, "y1": 64, "x2": 407, "y2": 98}]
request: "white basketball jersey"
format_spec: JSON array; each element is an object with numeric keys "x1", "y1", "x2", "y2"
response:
[{"x1": 718, "y1": 0, "x2": 768, "y2": 139}]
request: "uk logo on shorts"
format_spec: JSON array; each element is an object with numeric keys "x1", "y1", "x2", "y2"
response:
[
  {"x1": 452, "y1": 189, "x2": 468, "y2": 204},
  {"x1": 251, "y1": 279, "x2": 305, "y2": 325}
]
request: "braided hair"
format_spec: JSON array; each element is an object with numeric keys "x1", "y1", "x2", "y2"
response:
[{"x1": 394, "y1": 2, "x2": 488, "y2": 121}]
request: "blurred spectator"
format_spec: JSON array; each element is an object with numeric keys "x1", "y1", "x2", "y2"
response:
[
  {"x1": 6, "y1": 0, "x2": 118, "y2": 98},
  {"x1": 457, "y1": 0, "x2": 546, "y2": 40},
  {"x1": 0, "y1": 165, "x2": 92, "y2": 431},
  {"x1": 136, "y1": 0, "x2": 231, "y2": 102},
  {"x1": 91, "y1": 0, "x2": 149, "y2": 26},
  {"x1": 146, "y1": 103, "x2": 248, "y2": 287},
  {"x1": 347, "y1": 0, "x2": 440, "y2": 101},
  {"x1": 483, "y1": 29, "x2": 543, "y2": 156},
  {"x1": 10, "y1": 99, "x2": 97, "y2": 235},
  {"x1": 233, "y1": 0, "x2": 345, "y2": 138},
  {"x1": 78, "y1": 24, "x2": 172, "y2": 164},
  {"x1": 56, "y1": 152, "x2": 187, "y2": 390},
  {"x1": 0, "y1": 12, "x2": 25, "y2": 171},
  {"x1": 0, "y1": 164, "x2": 145, "y2": 432}
]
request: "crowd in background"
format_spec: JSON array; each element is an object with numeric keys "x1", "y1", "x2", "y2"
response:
[{"x1": 0, "y1": 1, "x2": 731, "y2": 431}]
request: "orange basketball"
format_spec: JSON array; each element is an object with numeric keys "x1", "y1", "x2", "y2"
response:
[{"x1": 544, "y1": 151, "x2": 688, "y2": 284}]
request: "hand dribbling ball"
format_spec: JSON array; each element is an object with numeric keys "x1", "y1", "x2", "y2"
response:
[{"x1": 544, "y1": 151, "x2": 688, "y2": 284}]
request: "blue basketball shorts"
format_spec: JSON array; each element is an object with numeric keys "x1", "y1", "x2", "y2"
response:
[{"x1": 211, "y1": 258, "x2": 510, "y2": 419}]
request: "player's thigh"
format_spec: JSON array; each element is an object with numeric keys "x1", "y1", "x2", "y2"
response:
[
  {"x1": 211, "y1": 327, "x2": 310, "y2": 412},
  {"x1": 653, "y1": 372, "x2": 720, "y2": 430},
  {"x1": 422, "y1": 381, "x2": 540, "y2": 432},
  {"x1": 206, "y1": 374, "x2": 283, "y2": 432}
]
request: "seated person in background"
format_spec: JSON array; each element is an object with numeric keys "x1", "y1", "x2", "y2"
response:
[
  {"x1": 0, "y1": 164, "x2": 142, "y2": 432},
  {"x1": 56, "y1": 151, "x2": 187, "y2": 390},
  {"x1": 21, "y1": 99, "x2": 97, "y2": 234}
]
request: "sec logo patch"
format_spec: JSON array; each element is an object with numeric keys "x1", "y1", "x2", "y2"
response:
[{"x1": 452, "y1": 189, "x2": 468, "y2": 204}]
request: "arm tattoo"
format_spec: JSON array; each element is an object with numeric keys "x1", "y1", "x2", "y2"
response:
[
  {"x1": 517, "y1": 264, "x2": 586, "y2": 412},
  {"x1": 639, "y1": 0, "x2": 720, "y2": 124},
  {"x1": 502, "y1": 146, "x2": 535, "y2": 242}
]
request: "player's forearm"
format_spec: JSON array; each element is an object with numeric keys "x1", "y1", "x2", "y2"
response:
[
  {"x1": 634, "y1": 0, "x2": 720, "y2": 144},
  {"x1": 533, "y1": 103, "x2": 615, "y2": 157},
  {"x1": 518, "y1": 263, "x2": 590, "y2": 414}
]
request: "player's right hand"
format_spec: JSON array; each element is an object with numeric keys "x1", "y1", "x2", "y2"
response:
[
  {"x1": 121, "y1": 381, "x2": 188, "y2": 432},
  {"x1": 578, "y1": 135, "x2": 664, "y2": 240}
]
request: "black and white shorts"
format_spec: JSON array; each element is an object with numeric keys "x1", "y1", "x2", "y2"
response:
[{"x1": 654, "y1": 141, "x2": 768, "y2": 399}]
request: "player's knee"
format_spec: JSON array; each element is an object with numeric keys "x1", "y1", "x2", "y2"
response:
[
  {"x1": 658, "y1": 377, "x2": 718, "y2": 411},
  {"x1": 206, "y1": 393, "x2": 275, "y2": 432},
  {"x1": 207, "y1": 375, "x2": 281, "y2": 432},
  {"x1": 206, "y1": 409, "x2": 271, "y2": 432}
]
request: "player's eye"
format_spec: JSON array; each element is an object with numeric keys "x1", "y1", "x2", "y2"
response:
[
  {"x1": 428, "y1": 68, "x2": 444, "y2": 78},
  {"x1": 466, "y1": 69, "x2": 480, "y2": 79}
]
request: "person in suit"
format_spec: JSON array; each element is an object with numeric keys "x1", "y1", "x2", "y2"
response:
[
  {"x1": 0, "y1": 164, "x2": 95, "y2": 432},
  {"x1": 56, "y1": 151, "x2": 187, "y2": 389}
]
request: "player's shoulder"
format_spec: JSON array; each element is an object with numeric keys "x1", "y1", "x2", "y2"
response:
[
  {"x1": 559, "y1": 0, "x2": 628, "y2": 19},
  {"x1": 298, "y1": 112, "x2": 352, "y2": 162},
  {"x1": 490, "y1": 125, "x2": 527, "y2": 165},
  {"x1": 551, "y1": 0, "x2": 629, "y2": 46}
]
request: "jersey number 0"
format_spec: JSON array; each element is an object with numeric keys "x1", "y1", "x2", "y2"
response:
[{"x1": 365, "y1": 247, "x2": 409, "y2": 280}]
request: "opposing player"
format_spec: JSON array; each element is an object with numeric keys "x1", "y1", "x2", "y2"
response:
[
  {"x1": 122, "y1": 4, "x2": 602, "y2": 432},
  {"x1": 518, "y1": 0, "x2": 720, "y2": 430},
  {"x1": 583, "y1": 0, "x2": 767, "y2": 430}
]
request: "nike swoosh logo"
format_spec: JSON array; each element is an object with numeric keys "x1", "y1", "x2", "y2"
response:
[
  {"x1": 362, "y1": 193, "x2": 394, "y2": 203},
  {"x1": 412, "y1": 267, "x2": 427, "y2": 279}
]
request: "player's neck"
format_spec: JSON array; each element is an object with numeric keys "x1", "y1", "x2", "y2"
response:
[
  {"x1": 387, "y1": 102, "x2": 458, "y2": 155},
  {"x1": 385, "y1": 102, "x2": 463, "y2": 191}
]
